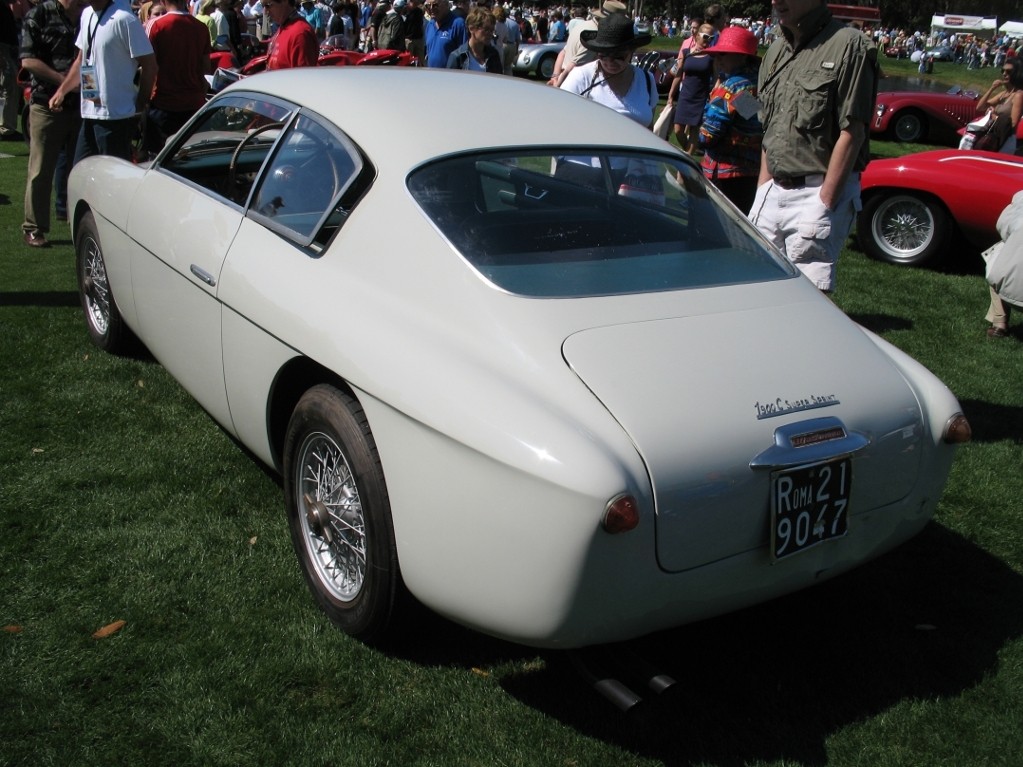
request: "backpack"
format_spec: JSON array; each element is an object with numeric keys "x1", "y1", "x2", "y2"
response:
[{"x1": 377, "y1": 10, "x2": 404, "y2": 51}]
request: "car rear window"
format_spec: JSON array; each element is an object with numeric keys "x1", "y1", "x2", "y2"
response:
[{"x1": 407, "y1": 150, "x2": 793, "y2": 298}]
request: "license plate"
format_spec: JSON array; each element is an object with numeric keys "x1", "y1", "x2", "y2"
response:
[{"x1": 771, "y1": 458, "x2": 851, "y2": 561}]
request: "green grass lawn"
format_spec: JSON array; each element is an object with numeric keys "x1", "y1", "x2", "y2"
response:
[{"x1": 2, "y1": 100, "x2": 1022, "y2": 767}]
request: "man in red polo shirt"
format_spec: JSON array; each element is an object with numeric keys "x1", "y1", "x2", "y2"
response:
[
  {"x1": 265, "y1": 0, "x2": 317, "y2": 69},
  {"x1": 146, "y1": 0, "x2": 211, "y2": 151}
]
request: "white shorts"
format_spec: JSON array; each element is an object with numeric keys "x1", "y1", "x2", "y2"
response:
[{"x1": 749, "y1": 174, "x2": 861, "y2": 292}]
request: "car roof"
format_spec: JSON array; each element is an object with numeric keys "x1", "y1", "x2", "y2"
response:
[{"x1": 223, "y1": 68, "x2": 672, "y2": 169}]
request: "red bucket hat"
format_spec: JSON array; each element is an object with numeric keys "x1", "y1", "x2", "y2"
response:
[{"x1": 706, "y1": 26, "x2": 758, "y2": 57}]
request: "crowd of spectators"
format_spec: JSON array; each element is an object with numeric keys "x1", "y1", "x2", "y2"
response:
[{"x1": 871, "y1": 26, "x2": 1020, "y2": 69}]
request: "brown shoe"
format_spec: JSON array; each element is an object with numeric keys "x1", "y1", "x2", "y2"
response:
[
  {"x1": 987, "y1": 325, "x2": 1008, "y2": 338},
  {"x1": 23, "y1": 231, "x2": 50, "y2": 248}
]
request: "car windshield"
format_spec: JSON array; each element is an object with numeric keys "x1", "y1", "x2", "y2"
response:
[{"x1": 407, "y1": 150, "x2": 793, "y2": 298}]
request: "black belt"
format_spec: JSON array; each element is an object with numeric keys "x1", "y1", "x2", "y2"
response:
[
  {"x1": 34, "y1": 93, "x2": 80, "y2": 108},
  {"x1": 773, "y1": 175, "x2": 808, "y2": 189}
]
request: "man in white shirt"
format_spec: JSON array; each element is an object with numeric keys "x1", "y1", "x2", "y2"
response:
[{"x1": 50, "y1": 0, "x2": 157, "y2": 164}]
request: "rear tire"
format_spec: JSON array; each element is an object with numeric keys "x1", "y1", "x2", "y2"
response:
[{"x1": 283, "y1": 385, "x2": 402, "y2": 643}]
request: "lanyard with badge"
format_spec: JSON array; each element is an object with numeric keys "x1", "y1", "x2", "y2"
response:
[{"x1": 81, "y1": 1, "x2": 114, "y2": 104}]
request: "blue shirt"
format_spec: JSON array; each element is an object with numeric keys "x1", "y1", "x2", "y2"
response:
[
  {"x1": 299, "y1": 5, "x2": 322, "y2": 32},
  {"x1": 424, "y1": 13, "x2": 466, "y2": 68}
]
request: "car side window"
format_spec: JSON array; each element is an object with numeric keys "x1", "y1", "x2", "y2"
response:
[
  {"x1": 159, "y1": 95, "x2": 295, "y2": 206},
  {"x1": 248, "y1": 112, "x2": 365, "y2": 250}
]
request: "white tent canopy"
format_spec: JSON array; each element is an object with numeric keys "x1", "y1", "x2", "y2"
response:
[
  {"x1": 1000, "y1": 21, "x2": 1023, "y2": 36},
  {"x1": 930, "y1": 14, "x2": 998, "y2": 34}
]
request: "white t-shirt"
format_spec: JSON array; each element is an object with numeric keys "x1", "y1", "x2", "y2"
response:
[
  {"x1": 560, "y1": 60, "x2": 658, "y2": 127},
  {"x1": 76, "y1": 0, "x2": 154, "y2": 120}
]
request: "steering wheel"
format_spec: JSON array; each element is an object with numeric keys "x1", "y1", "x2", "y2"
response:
[
  {"x1": 227, "y1": 121, "x2": 286, "y2": 201},
  {"x1": 285, "y1": 129, "x2": 341, "y2": 194}
]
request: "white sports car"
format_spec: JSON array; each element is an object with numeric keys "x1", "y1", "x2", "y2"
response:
[
  {"x1": 512, "y1": 41, "x2": 565, "y2": 80},
  {"x1": 70, "y1": 69, "x2": 970, "y2": 649}
]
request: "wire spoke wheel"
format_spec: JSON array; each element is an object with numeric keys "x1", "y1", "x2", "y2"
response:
[
  {"x1": 81, "y1": 235, "x2": 111, "y2": 337},
  {"x1": 860, "y1": 193, "x2": 948, "y2": 267},
  {"x1": 876, "y1": 198, "x2": 933, "y2": 254},
  {"x1": 284, "y1": 384, "x2": 401, "y2": 642},
  {"x1": 75, "y1": 211, "x2": 132, "y2": 352},
  {"x1": 296, "y1": 431, "x2": 367, "y2": 602}
]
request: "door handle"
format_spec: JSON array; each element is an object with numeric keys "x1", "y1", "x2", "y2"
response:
[{"x1": 190, "y1": 264, "x2": 216, "y2": 287}]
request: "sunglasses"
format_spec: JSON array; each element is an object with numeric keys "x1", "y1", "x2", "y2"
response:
[
  {"x1": 597, "y1": 51, "x2": 629, "y2": 62},
  {"x1": 699, "y1": 33, "x2": 712, "y2": 42}
]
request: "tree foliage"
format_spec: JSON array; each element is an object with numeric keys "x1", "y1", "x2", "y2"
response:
[{"x1": 639, "y1": 0, "x2": 1021, "y2": 34}]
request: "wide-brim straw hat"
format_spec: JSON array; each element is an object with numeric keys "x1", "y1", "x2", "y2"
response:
[
  {"x1": 591, "y1": 0, "x2": 626, "y2": 20},
  {"x1": 581, "y1": 14, "x2": 652, "y2": 52}
]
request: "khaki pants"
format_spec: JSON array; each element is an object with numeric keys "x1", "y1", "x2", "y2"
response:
[
  {"x1": 986, "y1": 285, "x2": 1010, "y2": 328},
  {"x1": 23, "y1": 103, "x2": 81, "y2": 236},
  {"x1": 501, "y1": 45, "x2": 517, "y2": 76}
]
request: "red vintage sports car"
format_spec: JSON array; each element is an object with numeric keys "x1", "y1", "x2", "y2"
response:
[
  {"x1": 858, "y1": 149, "x2": 1023, "y2": 267},
  {"x1": 240, "y1": 47, "x2": 417, "y2": 76},
  {"x1": 872, "y1": 86, "x2": 981, "y2": 144},
  {"x1": 632, "y1": 49, "x2": 677, "y2": 94}
]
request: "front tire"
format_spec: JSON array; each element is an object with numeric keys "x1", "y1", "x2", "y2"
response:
[
  {"x1": 76, "y1": 211, "x2": 133, "y2": 352},
  {"x1": 283, "y1": 385, "x2": 401, "y2": 642},
  {"x1": 858, "y1": 192, "x2": 949, "y2": 267},
  {"x1": 537, "y1": 53, "x2": 556, "y2": 80},
  {"x1": 891, "y1": 110, "x2": 925, "y2": 142}
]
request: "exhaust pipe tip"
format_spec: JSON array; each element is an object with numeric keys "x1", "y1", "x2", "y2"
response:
[{"x1": 592, "y1": 678, "x2": 644, "y2": 712}]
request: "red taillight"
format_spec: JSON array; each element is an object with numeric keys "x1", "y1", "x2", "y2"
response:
[
  {"x1": 602, "y1": 494, "x2": 639, "y2": 534},
  {"x1": 943, "y1": 413, "x2": 972, "y2": 444}
]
